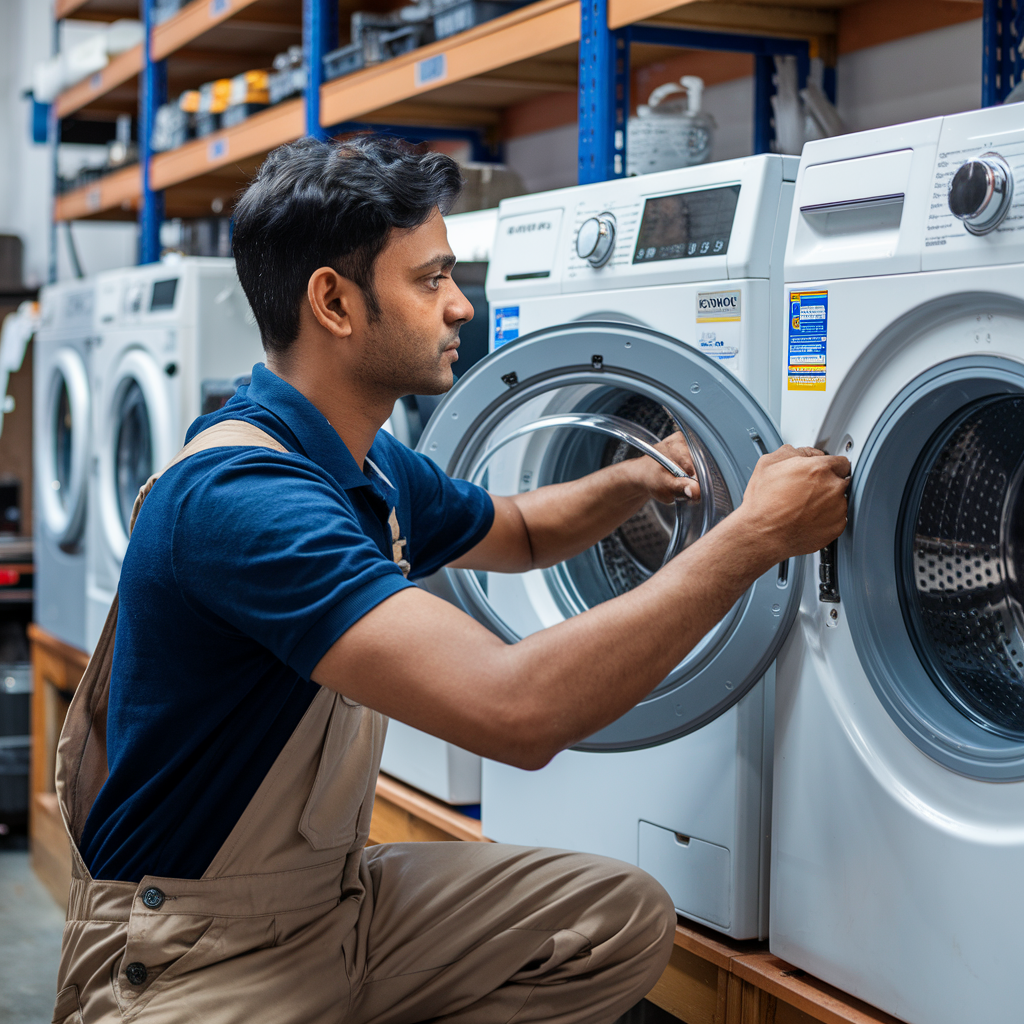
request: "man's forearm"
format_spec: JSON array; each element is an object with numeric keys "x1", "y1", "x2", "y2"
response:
[
  {"x1": 315, "y1": 506, "x2": 779, "y2": 770},
  {"x1": 452, "y1": 461, "x2": 660, "y2": 574}
]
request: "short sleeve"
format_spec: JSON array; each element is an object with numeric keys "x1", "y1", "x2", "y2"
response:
[
  {"x1": 170, "y1": 450, "x2": 415, "y2": 679},
  {"x1": 392, "y1": 446, "x2": 494, "y2": 580}
]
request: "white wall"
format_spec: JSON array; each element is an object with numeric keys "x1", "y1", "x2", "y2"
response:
[
  {"x1": 0, "y1": 0, "x2": 55, "y2": 288},
  {"x1": 505, "y1": 19, "x2": 985, "y2": 192},
  {"x1": 505, "y1": 122, "x2": 579, "y2": 194},
  {"x1": 836, "y1": 19, "x2": 981, "y2": 131}
]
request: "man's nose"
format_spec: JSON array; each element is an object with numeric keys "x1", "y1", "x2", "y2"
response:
[{"x1": 448, "y1": 283, "x2": 474, "y2": 324}]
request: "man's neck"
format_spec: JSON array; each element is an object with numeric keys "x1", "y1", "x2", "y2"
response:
[{"x1": 265, "y1": 352, "x2": 392, "y2": 470}]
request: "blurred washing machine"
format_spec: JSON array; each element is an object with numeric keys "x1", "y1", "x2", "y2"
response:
[
  {"x1": 772, "y1": 108, "x2": 1024, "y2": 1023},
  {"x1": 84, "y1": 258, "x2": 262, "y2": 650},
  {"x1": 414, "y1": 155, "x2": 799, "y2": 938},
  {"x1": 379, "y1": 208, "x2": 498, "y2": 806},
  {"x1": 35, "y1": 279, "x2": 96, "y2": 652}
]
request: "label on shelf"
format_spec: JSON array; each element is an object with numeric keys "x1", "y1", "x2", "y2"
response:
[
  {"x1": 207, "y1": 137, "x2": 228, "y2": 162},
  {"x1": 87, "y1": 186, "x2": 102, "y2": 213},
  {"x1": 415, "y1": 53, "x2": 447, "y2": 88},
  {"x1": 210, "y1": 0, "x2": 230, "y2": 15}
]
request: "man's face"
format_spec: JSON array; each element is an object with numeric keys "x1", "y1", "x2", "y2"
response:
[{"x1": 356, "y1": 208, "x2": 474, "y2": 397}]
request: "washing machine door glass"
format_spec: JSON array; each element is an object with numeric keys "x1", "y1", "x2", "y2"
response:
[
  {"x1": 418, "y1": 321, "x2": 801, "y2": 750},
  {"x1": 40, "y1": 348, "x2": 90, "y2": 551},
  {"x1": 899, "y1": 395, "x2": 1024, "y2": 738},
  {"x1": 843, "y1": 343, "x2": 1024, "y2": 779},
  {"x1": 115, "y1": 379, "x2": 153, "y2": 532}
]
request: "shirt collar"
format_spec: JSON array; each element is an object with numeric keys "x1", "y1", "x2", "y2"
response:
[{"x1": 246, "y1": 363, "x2": 373, "y2": 491}]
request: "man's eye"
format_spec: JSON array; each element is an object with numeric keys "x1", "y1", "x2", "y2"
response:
[{"x1": 430, "y1": 276, "x2": 443, "y2": 289}]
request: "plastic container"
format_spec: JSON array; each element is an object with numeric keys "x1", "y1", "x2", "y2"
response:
[
  {"x1": 323, "y1": 42, "x2": 365, "y2": 81},
  {"x1": 433, "y1": 0, "x2": 530, "y2": 39},
  {"x1": 221, "y1": 103, "x2": 267, "y2": 129},
  {"x1": 152, "y1": 103, "x2": 190, "y2": 152},
  {"x1": 627, "y1": 76, "x2": 716, "y2": 176},
  {"x1": 194, "y1": 112, "x2": 221, "y2": 138}
]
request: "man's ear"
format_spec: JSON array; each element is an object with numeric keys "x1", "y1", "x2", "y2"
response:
[{"x1": 307, "y1": 267, "x2": 363, "y2": 339}]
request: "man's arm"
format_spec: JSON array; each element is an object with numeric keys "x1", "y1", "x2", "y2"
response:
[
  {"x1": 450, "y1": 432, "x2": 698, "y2": 573},
  {"x1": 313, "y1": 445, "x2": 849, "y2": 770}
]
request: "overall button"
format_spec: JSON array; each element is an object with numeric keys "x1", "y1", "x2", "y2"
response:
[
  {"x1": 125, "y1": 963, "x2": 148, "y2": 986},
  {"x1": 141, "y1": 887, "x2": 165, "y2": 909}
]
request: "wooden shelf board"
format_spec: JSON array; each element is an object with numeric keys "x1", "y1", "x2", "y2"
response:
[
  {"x1": 151, "y1": 96, "x2": 303, "y2": 190},
  {"x1": 320, "y1": 0, "x2": 579, "y2": 129},
  {"x1": 608, "y1": 0, "x2": 855, "y2": 35},
  {"x1": 153, "y1": 0, "x2": 265, "y2": 60},
  {"x1": 731, "y1": 953, "x2": 904, "y2": 1024},
  {"x1": 55, "y1": 43, "x2": 143, "y2": 119},
  {"x1": 54, "y1": 163, "x2": 141, "y2": 221},
  {"x1": 56, "y1": 0, "x2": 137, "y2": 19},
  {"x1": 374, "y1": 773, "x2": 488, "y2": 843}
]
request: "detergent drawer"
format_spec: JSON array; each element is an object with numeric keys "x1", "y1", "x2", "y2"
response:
[{"x1": 638, "y1": 820, "x2": 731, "y2": 929}]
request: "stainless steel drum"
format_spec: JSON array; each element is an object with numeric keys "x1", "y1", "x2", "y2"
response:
[{"x1": 901, "y1": 396, "x2": 1024, "y2": 739}]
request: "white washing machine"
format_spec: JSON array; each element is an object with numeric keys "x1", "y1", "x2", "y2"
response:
[
  {"x1": 379, "y1": 208, "x2": 499, "y2": 807},
  {"x1": 414, "y1": 155, "x2": 799, "y2": 939},
  {"x1": 771, "y1": 105, "x2": 1024, "y2": 1024},
  {"x1": 35, "y1": 280, "x2": 96, "y2": 652},
  {"x1": 85, "y1": 257, "x2": 262, "y2": 650}
]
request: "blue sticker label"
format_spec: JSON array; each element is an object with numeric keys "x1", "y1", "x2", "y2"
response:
[
  {"x1": 494, "y1": 306, "x2": 520, "y2": 348},
  {"x1": 415, "y1": 53, "x2": 447, "y2": 88},
  {"x1": 788, "y1": 290, "x2": 827, "y2": 391}
]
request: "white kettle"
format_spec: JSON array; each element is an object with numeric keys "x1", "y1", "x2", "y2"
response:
[{"x1": 627, "y1": 75, "x2": 717, "y2": 176}]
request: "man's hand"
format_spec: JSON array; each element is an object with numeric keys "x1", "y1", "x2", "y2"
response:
[
  {"x1": 735, "y1": 445, "x2": 850, "y2": 562},
  {"x1": 624, "y1": 431, "x2": 701, "y2": 503}
]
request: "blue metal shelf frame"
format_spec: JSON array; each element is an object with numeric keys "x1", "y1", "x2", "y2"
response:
[
  {"x1": 983, "y1": 0, "x2": 1023, "y2": 105},
  {"x1": 139, "y1": 0, "x2": 167, "y2": 265},
  {"x1": 578, "y1": 0, "x2": 813, "y2": 184}
]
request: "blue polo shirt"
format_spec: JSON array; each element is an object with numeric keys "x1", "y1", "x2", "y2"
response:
[{"x1": 80, "y1": 364, "x2": 494, "y2": 882}]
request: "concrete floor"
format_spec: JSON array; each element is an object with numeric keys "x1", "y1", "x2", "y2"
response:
[{"x1": 0, "y1": 852, "x2": 63, "y2": 1024}]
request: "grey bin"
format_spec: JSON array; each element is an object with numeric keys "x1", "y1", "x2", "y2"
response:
[
  {"x1": 433, "y1": 0, "x2": 531, "y2": 40},
  {"x1": 0, "y1": 665, "x2": 30, "y2": 818},
  {"x1": 221, "y1": 104, "x2": 268, "y2": 129},
  {"x1": 0, "y1": 736, "x2": 29, "y2": 816},
  {"x1": 323, "y1": 42, "x2": 365, "y2": 81}
]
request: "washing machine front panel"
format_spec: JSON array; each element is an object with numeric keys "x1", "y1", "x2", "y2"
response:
[
  {"x1": 39, "y1": 347, "x2": 90, "y2": 552},
  {"x1": 98, "y1": 347, "x2": 176, "y2": 563},
  {"x1": 418, "y1": 321, "x2": 801, "y2": 749}
]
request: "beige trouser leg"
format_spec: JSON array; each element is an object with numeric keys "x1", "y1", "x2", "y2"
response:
[{"x1": 346, "y1": 842, "x2": 676, "y2": 1024}]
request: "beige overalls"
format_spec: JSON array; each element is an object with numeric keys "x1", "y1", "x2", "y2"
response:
[{"x1": 52, "y1": 422, "x2": 676, "y2": 1024}]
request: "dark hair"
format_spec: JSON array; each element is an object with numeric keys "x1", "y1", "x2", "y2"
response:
[{"x1": 232, "y1": 135, "x2": 463, "y2": 352}]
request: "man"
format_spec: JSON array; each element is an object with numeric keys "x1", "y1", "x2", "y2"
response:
[{"x1": 53, "y1": 136, "x2": 849, "y2": 1024}]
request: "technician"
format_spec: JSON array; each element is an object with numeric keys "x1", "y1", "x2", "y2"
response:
[{"x1": 53, "y1": 136, "x2": 849, "y2": 1024}]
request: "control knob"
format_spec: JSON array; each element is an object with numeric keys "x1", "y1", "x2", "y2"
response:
[
  {"x1": 948, "y1": 152, "x2": 1014, "y2": 235},
  {"x1": 576, "y1": 214, "x2": 616, "y2": 267}
]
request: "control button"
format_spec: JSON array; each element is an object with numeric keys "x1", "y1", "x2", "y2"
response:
[
  {"x1": 948, "y1": 152, "x2": 1014, "y2": 235},
  {"x1": 575, "y1": 214, "x2": 616, "y2": 267},
  {"x1": 141, "y1": 887, "x2": 165, "y2": 909},
  {"x1": 125, "y1": 963, "x2": 148, "y2": 986}
]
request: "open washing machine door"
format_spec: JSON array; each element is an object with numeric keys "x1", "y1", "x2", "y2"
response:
[
  {"x1": 843, "y1": 344, "x2": 1024, "y2": 781},
  {"x1": 97, "y1": 347, "x2": 176, "y2": 562},
  {"x1": 418, "y1": 321, "x2": 801, "y2": 749},
  {"x1": 39, "y1": 347, "x2": 90, "y2": 552}
]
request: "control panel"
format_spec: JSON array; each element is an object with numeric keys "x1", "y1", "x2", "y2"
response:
[
  {"x1": 488, "y1": 154, "x2": 797, "y2": 304},
  {"x1": 924, "y1": 104, "x2": 1024, "y2": 270}
]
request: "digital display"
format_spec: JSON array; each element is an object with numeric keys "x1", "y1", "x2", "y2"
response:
[
  {"x1": 633, "y1": 185, "x2": 741, "y2": 263},
  {"x1": 150, "y1": 278, "x2": 179, "y2": 311}
]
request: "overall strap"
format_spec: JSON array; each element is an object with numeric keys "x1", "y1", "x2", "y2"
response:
[{"x1": 57, "y1": 419, "x2": 289, "y2": 854}]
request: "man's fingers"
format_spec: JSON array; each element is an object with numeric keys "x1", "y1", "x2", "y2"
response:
[{"x1": 821, "y1": 455, "x2": 851, "y2": 479}]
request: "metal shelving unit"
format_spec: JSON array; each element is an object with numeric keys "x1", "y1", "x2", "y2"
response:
[{"x1": 48, "y1": 0, "x2": 1004, "y2": 268}]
